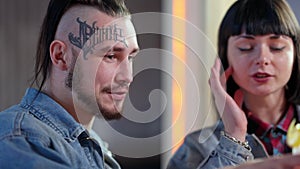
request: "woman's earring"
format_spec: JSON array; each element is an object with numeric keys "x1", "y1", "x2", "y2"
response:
[{"x1": 285, "y1": 85, "x2": 289, "y2": 91}]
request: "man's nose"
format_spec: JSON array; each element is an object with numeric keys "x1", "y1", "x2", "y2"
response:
[{"x1": 115, "y1": 58, "x2": 133, "y2": 85}]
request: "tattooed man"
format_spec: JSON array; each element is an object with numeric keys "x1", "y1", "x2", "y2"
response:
[{"x1": 0, "y1": 0, "x2": 139, "y2": 169}]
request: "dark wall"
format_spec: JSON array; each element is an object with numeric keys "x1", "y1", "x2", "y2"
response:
[
  {"x1": 111, "y1": 1, "x2": 162, "y2": 169},
  {"x1": 0, "y1": 0, "x2": 48, "y2": 110}
]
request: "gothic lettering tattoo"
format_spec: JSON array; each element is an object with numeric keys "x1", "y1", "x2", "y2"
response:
[{"x1": 69, "y1": 17, "x2": 127, "y2": 59}]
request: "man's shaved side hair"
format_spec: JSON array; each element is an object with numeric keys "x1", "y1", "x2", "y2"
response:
[{"x1": 32, "y1": 0, "x2": 130, "y2": 92}]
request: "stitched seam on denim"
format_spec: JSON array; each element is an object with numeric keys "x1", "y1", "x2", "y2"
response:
[
  {"x1": 12, "y1": 111, "x2": 25, "y2": 136},
  {"x1": 219, "y1": 137, "x2": 251, "y2": 163},
  {"x1": 0, "y1": 111, "x2": 26, "y2": 140},
  {"x1": 217, "y1": 150, "x2": 242, "y2": 165},
  {"x1": 21, "y1": 103, "x2": 66, "y2": 138},
  {"x1": 0, "y1": 130, "x2": 50, "y2": 147},
  {"x1": 21, "y1": 101, "x2": 83, "y2": 141}
]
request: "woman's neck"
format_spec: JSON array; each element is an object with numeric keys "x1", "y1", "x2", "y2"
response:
[{"x1": 243, "y1": 89, "x2": 287, "y2": 125}]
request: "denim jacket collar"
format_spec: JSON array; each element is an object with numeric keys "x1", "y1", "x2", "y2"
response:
[{"x1": 20, "y1": 88, "x2": 85, "y2": 142}]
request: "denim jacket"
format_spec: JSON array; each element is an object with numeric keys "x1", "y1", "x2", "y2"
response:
[
  {"x1": 0, "y1": 88, "x2": 120, "y2": 169},
  {"x1": 168, "y1": 105, "x2": 300, "y2": 169}
]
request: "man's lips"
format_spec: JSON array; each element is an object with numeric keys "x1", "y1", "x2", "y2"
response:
[{"x1": 105, "y1": 89, "x2": 128, "y2": 101}]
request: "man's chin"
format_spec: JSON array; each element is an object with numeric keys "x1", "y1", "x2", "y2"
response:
[
  {"x1": 96, "y1": 99, "x2": 125, "y2": 120},
  {"x1": 100, "y1": 112, "x2": 122, "y2": 120},
  {"x1": 97, "y1": 105, "x2": 123, "y2": 120}
]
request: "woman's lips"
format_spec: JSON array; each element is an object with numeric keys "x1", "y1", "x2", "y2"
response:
[{"x1": 251, "y1": 72, "x2": 273, "y2": 83}]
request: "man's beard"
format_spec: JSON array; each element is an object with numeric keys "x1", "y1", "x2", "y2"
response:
[{"x1": 65, "y1": 51, "x2": 123, "y2": 120}]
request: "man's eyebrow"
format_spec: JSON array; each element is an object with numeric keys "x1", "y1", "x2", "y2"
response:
[
  {"x1": 100, "y1": 46, "x2": 111, "y2": 52},
  {"x1": 112, "y1": 46, "x2": 125, "y2": 52},
  {"x1": 101, "y1": 46, "x2": 140, "y2": 54}
]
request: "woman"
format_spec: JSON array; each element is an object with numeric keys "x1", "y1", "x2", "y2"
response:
[{"x1": 168, "y1": 0, "x2": 300, "y2": 168}]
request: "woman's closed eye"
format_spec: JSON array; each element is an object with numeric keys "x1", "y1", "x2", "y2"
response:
[
  {"x1": 270, "y1": 46, "x2": 286, "y2": 51},
  {"x1": 238, "y1": 46, "x2": 253, "y2": 52}
]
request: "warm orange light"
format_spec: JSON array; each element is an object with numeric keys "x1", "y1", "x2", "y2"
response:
[
  {"x1": 173, "y1": 0, "x2": 185, "y2": 19},
  {"x1": 172, "y1": 0, "x2": 186, "y2": 154}
]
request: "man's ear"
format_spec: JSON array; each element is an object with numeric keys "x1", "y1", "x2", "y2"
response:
[{"x1": 49, "y1": 40, "x2": 68, "y2": 71}]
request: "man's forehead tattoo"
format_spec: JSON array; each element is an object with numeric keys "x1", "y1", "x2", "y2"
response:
[{"x1": 68, "y1": 17, "x2": 128, "y2": 60}]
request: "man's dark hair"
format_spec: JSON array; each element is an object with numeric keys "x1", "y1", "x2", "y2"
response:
[
  {"x1": 218, "y1": 0, "x2": 300, "y2": 103},
  {"x1": 31, "y1": 0, "x2": 130, "y2": 91}
]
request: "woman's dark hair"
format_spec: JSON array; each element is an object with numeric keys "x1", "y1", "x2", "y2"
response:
[
  {"x1": 218, "y1": 0, "x2": 300, "y2": 103},
  {"x1": 31, "y1": 0, "x2": 130, "y2": 91}
]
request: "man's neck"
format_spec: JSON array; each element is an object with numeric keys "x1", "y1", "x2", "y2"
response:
[
  {"x1": 43, "y1": 82, "x2": 95, "y2": 131},
  {"x1": 73, "y1": 103, "x2": 96, "y2": 131}
]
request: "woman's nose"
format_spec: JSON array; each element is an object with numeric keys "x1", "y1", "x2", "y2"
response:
[{"x1": 255, "y1": 46, "x2": 271, "y2": 66}]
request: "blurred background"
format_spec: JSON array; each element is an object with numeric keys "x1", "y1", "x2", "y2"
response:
[{"x1": 1, "y1": 0, "x2": 300, "y2": 169}]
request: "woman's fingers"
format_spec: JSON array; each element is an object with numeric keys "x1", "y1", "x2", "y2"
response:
[
  {"x1": 221, "y1": 66, "x2": 233, "y2": 89},
  {"x1": 211, "y1": 58, "x2": 233, "y2": 89},
  {"x1": 209, "y1": 58, "x2": 247, "y2": 141}
]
